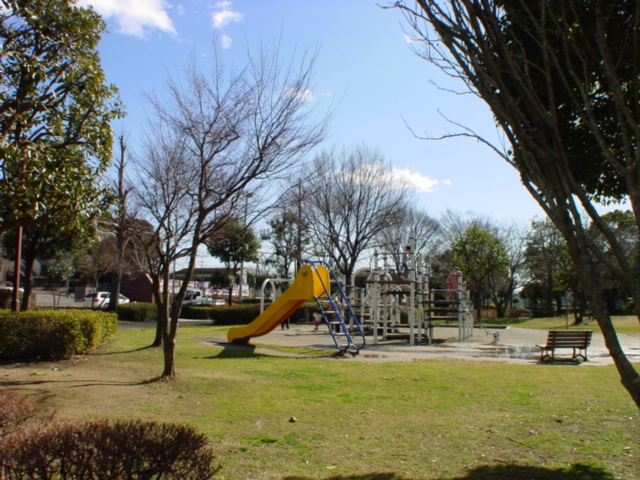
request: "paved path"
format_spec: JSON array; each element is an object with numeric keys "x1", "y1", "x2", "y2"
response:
[{"x1": 204, "y1": 323, "x2": 640, "y2": 366}]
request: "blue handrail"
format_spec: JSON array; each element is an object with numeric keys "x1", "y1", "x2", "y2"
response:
[{"x1": 302, "y1": 259, "x2": 366, "y2": 354}]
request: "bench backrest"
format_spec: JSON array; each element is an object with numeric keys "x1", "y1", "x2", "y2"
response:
[{"x1": 546, "y1": 330, "x2": 592, "y2": 348}]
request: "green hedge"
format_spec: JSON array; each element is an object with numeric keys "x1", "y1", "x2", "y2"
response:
[
  {"x1": 0, "y1": 310, "x2": 117, "y2": 362},
  {"x1": 0, "y1": 290, "x2": 14, "y2": 309},
  {"x1": 117, "y1": 302, "x2": 157, "y2": 322},
  {"x1": 180, "y1": 301, "x2": 318, "y2": 325}
]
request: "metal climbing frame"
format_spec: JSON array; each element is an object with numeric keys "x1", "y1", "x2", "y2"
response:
[{"x1": 302, "y1": 259, "x2": 367, "y2": 354}]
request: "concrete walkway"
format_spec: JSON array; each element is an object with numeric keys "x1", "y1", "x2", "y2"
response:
[{"x1": 206, "y1": 323, "x2": 640, "y2": 366}]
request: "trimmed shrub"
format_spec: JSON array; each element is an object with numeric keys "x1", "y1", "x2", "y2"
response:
[
  {"x1": 0, "y1": 290, "x2": 14, "y2": 309},
  {"x1": 179, "y1": 301, "x2": 318, "y2": 325},
  {"x1": 209, "y1": 303, "x2": 262, "y2": 325},
  {"x1": 180, "y1": 305, "x2": 214, "y2": 320},
  {"x1": 0, "y1": 310, "x2": 117, "y2": 362},
  {"x1": 0, "y1": 419, "x2": 222, "y2": 479},
  {"x1": 117, "y1": 302, "x2": 157, "y2": 322},
  {"x1": 0, "y1": 290, "x2": 37, "y2": 309}
]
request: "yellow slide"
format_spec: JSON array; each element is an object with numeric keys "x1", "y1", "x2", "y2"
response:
[{"x1": 227, "y1": 264, "x2": 329, "y2": 344}]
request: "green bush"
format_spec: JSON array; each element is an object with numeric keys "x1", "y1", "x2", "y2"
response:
[
  {"x1": 179, "y1": 301, "x2": 318, "y2": 325},
  {"x1": 0, "y1": 419, "x2": 221, "y2": 479},
  {"x1": 117, "y1": 302, "x2": 157, "y2": 322},
  {"x1": 0, "y1": 290, "x2": 14, "y2": 309},
  {"x1": 180, "y1": 305, "x2": 214, "y2": 320},
  {"x1": 209, "y1": 303, "x2": 262, "y2": 325},
  {"x1": 0, "y1": 310, "x2": 117, "y2": 362}
]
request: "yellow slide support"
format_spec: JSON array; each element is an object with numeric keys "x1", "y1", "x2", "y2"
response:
[{"x1": 227, "y1": 264, "x2": 330, "y2": 344}]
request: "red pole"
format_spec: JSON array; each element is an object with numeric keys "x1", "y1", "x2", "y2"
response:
[{"x1": 12, "y1": 226, "x2": 22, "y2": 312}]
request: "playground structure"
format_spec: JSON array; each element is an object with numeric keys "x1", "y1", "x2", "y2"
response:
[
  {"x1": 227, "y1": 260, "x2": 366, "y2": 355},
  {"x1": 227, "y1": 248, "x2": 475, "y2": 353},
  {"x1": 349, "y1": 250, "x2": 475, "y2": 346}
]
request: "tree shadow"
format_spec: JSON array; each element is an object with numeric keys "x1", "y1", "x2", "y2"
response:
[
  {"x1": 282, "y1": 463, "x2": 615, "y2": 480},
  {"x1": 203, "y1": 343, "x2": 261, "y2": 360},
  {"x1": 0, "y1": 376, "x2": 159, "y2": 389},
  {"x1": 90, "y1": 345, "x2": 157, "y2": 356}
]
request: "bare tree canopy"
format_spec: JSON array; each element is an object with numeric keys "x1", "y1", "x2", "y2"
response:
[
  {"x1": 303, "y1": 144, "x2": 412, "y2": 285},
  {"x1": 377, "y1": 207, "x2": 442, "y2": 270},
  {"x1": 391, "y1": 0, "x2": 640, "y2": 407},
  {"x1": 134, "y1": 43, "x2": 327, "y2": 378}
]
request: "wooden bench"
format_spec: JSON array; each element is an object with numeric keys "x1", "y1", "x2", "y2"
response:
[{"x1": 537, "y1": 330, "x2": 593, "y2": 362}]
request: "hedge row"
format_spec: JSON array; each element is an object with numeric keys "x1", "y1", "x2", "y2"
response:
[
  {"x1": 0, "y1": 290, "x2": 35, "y2": 309},
  {"x1": 117, "y1": 302, "x2": 157, "y2": 322},
  {"x1": 0, "y1": 390, "x2": 221, "y2": 479},
  {"x1": 0, "y1": 310, "x2": 117, "y2": 362},
  {"x1": 180, "y1": 301, "x2": 318, "y2": 325}
]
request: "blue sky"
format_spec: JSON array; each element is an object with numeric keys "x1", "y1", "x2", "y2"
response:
[{"x1": 80, "y1": 0, "x2": 545, "y2": 224}]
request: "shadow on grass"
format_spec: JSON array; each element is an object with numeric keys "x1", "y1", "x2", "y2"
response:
[
  {"x1": 206, "y1": 343, "x2": 260, "y2": 360},
  {"x1": 0, "y1": 376, "x2": 159, "y2": 389},
  {"x1": 91, "y1": 345, "x2": 157, "y2": 356},
  {"x1": 283, "y1": 463, "x2": 615, "y2": 480},
  {"x1": 203, "y1": 342, "x2": 337, "y2": 360}
]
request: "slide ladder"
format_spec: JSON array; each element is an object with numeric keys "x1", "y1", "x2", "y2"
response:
[{"x1": 304, "y1": 260, "x2": 366, "y2": 355}]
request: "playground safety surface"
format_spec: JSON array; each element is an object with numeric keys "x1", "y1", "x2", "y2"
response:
[{"x1": 205, "y1": 323, "x2": 640, "y2": 366}]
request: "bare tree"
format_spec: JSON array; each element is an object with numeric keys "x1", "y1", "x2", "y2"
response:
[
  {"x1": 304, "y1": 145, "x2": 411, "y2": 285},
  {"x1": 107, "y1": 134, "x2": 138, "y2": 312},
  {"x1": 486, "y1": 222, "x2": 529, "y2": 318},
  {"x1": 134, "y1": 45, "x2": 326, "y2": 378},
  {"x1": 377, "y1": 207, "x2": 442, "y2": 271},
  {"x1": 262, "y1": 181, "x2": 311, "y2": 278},
  {"x1": 391, "y1": 1, "x2": 640, "y2": 406}
]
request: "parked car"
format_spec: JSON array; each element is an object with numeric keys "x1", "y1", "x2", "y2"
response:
[
  {"x1": 183, "y1": 290, "x2": 202, "y2": 305},
  {"x1": 84, "y1": 291, "x2": 130, "y2": 308}
]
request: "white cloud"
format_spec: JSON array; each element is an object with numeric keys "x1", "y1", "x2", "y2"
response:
[
  {"x1": 212, "y1": 4, "x2": 243, "y2": 28},
  {"x1": 79, "y1": 0, "x2": 175, "y2": 37},
  {"x1": 220, "y1": 33, "x2": 232, "y2": 49},
  {"x1": 285, "y1": 87, "x2": 314, "y2": 103},
  {"x1": 389, "y1": 167, "x2": 448, "y2": 193},
  {"x1": 211, "y1": 1, "x2": 243, "y2": 48}
]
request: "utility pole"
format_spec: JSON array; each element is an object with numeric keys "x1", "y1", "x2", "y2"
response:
[{"x1": 12, "y1": 226, "x2": 22, "y2": 312}]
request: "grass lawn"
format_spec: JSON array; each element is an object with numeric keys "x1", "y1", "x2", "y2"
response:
[
  {"x1": 487, "y1": 315, "x2": 640, "y2": 335},
  {"x1": 2, "y1": 323, "x2": 638, "y2": 480}
]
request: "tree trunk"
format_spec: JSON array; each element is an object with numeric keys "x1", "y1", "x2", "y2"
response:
[
  {"x1": 161, "y1": 293, "x2": 182, "y2": 378},
  {"x1": 20, "y1": 254, "x2": 36, "y2": 311},
  {"x1": 151, "y1": 270, "x2": 168, "y2": 348},
  {"x1": 154, "y1": 306, "x2": 167, "y2": 348},
  {"x1": 109, "y1": 270, "x2": 122, "y2": 313},
  {"x1": 161, "y1": 325, "x2": 176, "y2": 378},
  {"x1": 567, "y1": 232, "x2": 640, "y2": 408}
]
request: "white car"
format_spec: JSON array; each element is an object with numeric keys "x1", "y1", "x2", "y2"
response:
[
  {"x1": 183, "y1": 290, "x2": 202, "y2": 305},
  {"x1": 84, "y1": 291, "x2": 130, "y2": 308}
]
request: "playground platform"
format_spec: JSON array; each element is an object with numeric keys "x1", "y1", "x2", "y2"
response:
[{"x1": 206, "y1": 323, "x2": 640, "y2": 366}]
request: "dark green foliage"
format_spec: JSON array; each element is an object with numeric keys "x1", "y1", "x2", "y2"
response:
[
  {"x1": 0, "y1": 290, "x2": 33, "y2": 309},
  {"x1": 117, "y1": 302, "x2": 157, "y2": 322},
  {"x1": 180, "y1": 301, "x2": 317, "y2": 325},
  {"x1": 180, "y1": 305, "x2": 215, "y2": 320},
  {"x1": 0, "y1": 290, "x2": 14, "y2": 309},
  {"x1": 0, "y1": 310, "x2": 117, "y2": 362},
  {"x1": 0, "y1": 419, "x2": 222, "y2": 479},
  {"x1": 0, "y1": 0, "x2": 122, "y2": 235}
]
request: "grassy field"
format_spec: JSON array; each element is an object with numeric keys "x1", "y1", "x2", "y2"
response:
[
  {"x1": 487, "y1": 315, "x2": 640, "y2": 335},
  {"x1": 2, "y1": 323, "x2": 639, "y2": 480}
]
